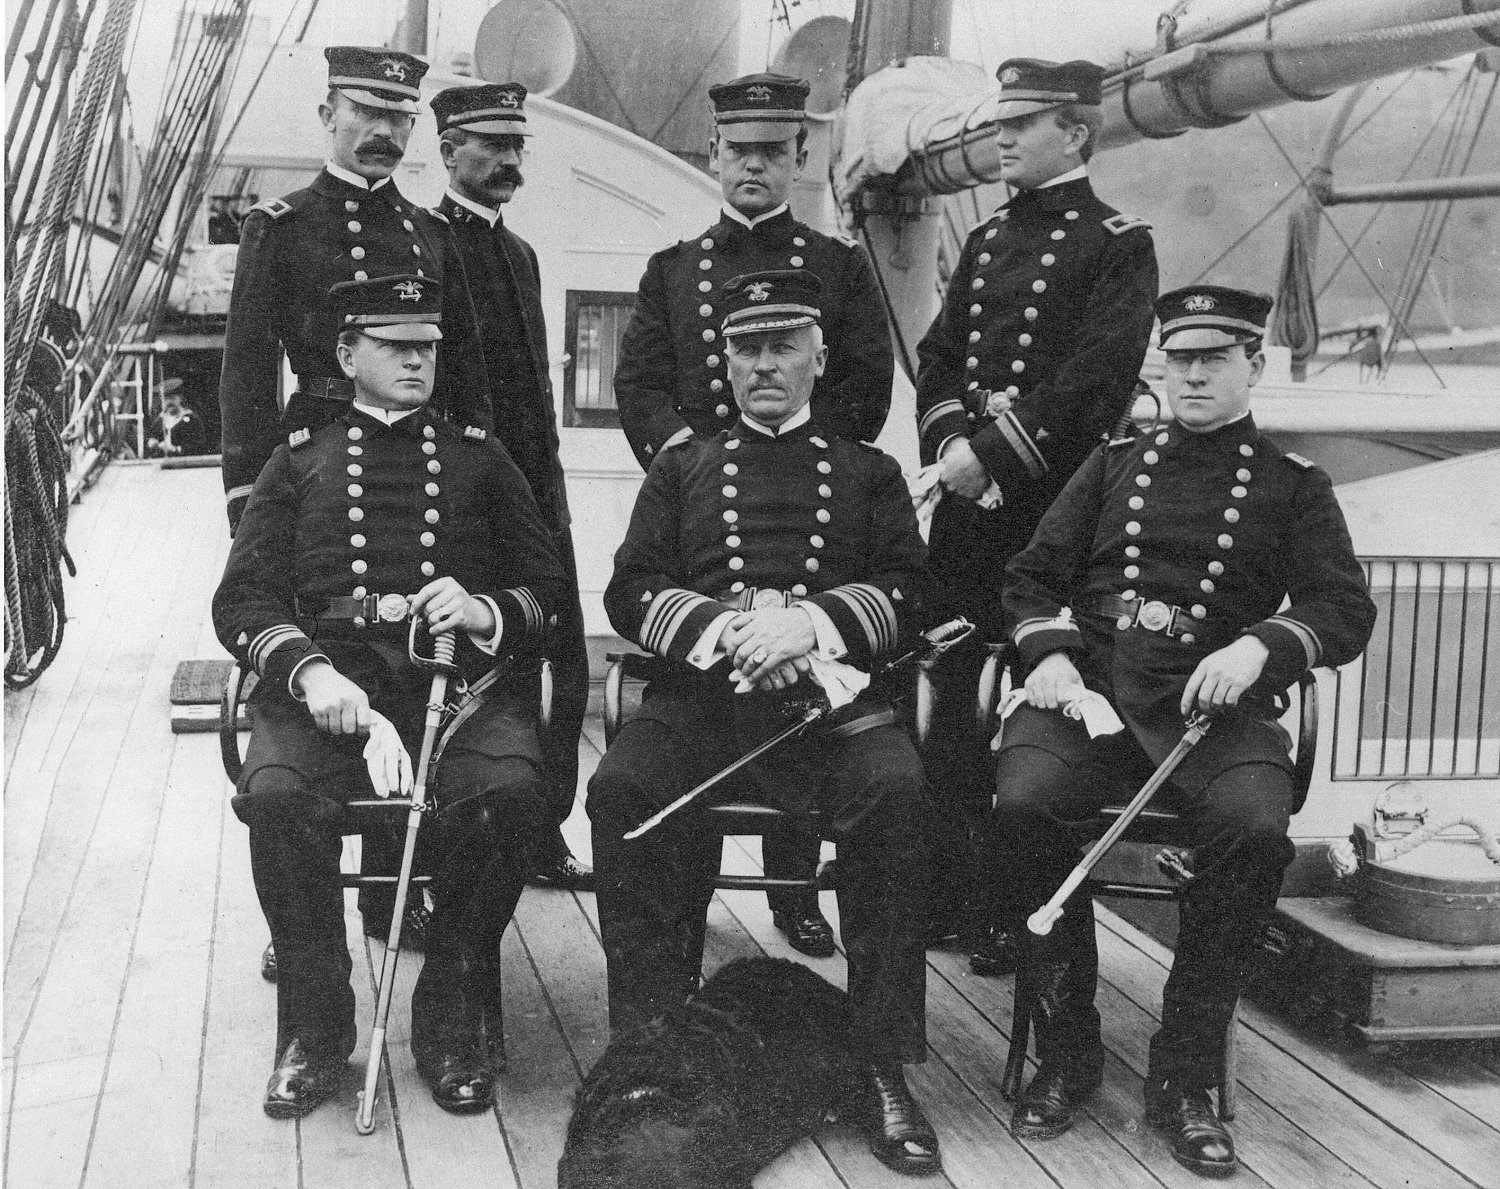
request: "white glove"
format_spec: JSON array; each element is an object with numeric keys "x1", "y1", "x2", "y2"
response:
[{"x1": 362, "y1": 710, "x2": 413, "y2": 798}]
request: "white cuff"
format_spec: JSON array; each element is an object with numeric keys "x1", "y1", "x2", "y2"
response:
[
  {"x1": 469, "y1": 594, "x2": 505, "y2": 655},
  {"x1": 662, "y1": 426, "x2": 693, "y2": 452},
  {"x1": 686, "y1": 609, "x2": 739, "y2": 669},
  {"x1": 936, "y1": 433, "x2": 965, "y2": 460},
  {"x1": 796, "y1": 602, "x2": 848, "y2": 659},
  {"x1": 288, "y1": 654, "x2": 329, "y2": 701}
]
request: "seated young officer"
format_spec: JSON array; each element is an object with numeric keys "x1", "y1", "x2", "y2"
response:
[
  {"x1": 588, "y1": 270, "x2": 942, "y2": 1176},
  {"x1": 983, "y1": 285, "x2": 1375, "y2": 1175},
  {"x1": 212, "y1": 274, "x2": 566, "y2": 1120}
]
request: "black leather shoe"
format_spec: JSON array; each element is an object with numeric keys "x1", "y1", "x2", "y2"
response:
[
  {"x1": 263, "y1": 1040, "x2": 345, "y2": 1119},
  {"x1": 772, "y1": 908, "x2": 836, "y2": 958},
  {"x1": 1146, "y1": 1085, "x2": 1237, "y2": 1177},
  {"x1": 528, "y1": 850, "x2": 596, "y2": 891},
  {"x1": 260, "y1": 942, "x2": 277, "y2": 983},
  {"x1": 1011, "y1": 1064, "x2": 1100, "y2": 1140},
  {"x1": 361, "y1": 898, "x2": 431, "y2": 951},
  {"x1": 968, "y1": 925, "x2": 1017, "y2": 977},
  {"x1": 866, "y1": 1064, "x2": 942, "y2": 1175},
  {"x1": 414, "y1": 1043, "x2": 496, "y2": 1114}
]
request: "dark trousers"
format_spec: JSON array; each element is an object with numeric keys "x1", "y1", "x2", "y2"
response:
[
  {"x1": 587, "y1": 704, "x2": 930, "y2": 1064},
  {"x1": 235, "y1": 691, "x2": 546, "y2": 1064},
  {"x1": 983, "y1": 707, "x2": 1295, "y2": 1088},
  {"x1": 540, "y1": 527, "x2": 589, "y2": 826}
]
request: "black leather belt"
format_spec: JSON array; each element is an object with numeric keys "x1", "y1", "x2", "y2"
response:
[
  {"x1": 295, "y1": 375, "x2": 355, "y2": 401},
  {"x1": 1090, "y1": 594, "x2": 1195, "y2": 638},
  {"x1": 299, "y1": 593, "x2": 415, "y2": 623}
]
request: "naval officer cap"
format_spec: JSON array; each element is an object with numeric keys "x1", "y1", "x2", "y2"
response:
[
  {"x1": 325, "y1": 46, "x2": 429, "y2": 114},
  {"x1": 720, "y1": 269, "x2": 822, "y2": 338},
  {"x1": 1155, "y1": 285, "x2": 1273, "y2": 351},
  {"x1": 432, "y1": 82, "x2": 531, "y2": 137},
  {"x1": 709, "y1": 72, "x2": 810, "y2": 143},
  {"x1": 329, "y1": 274, "x2": 444, "y2": 342},
  {"x1": 992, "y1": 57, "x2": 1104, "y2": 121}
]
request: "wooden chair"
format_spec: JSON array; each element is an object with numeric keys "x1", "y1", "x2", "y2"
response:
[
  {"x1": 977, "y1": 644, "x2": 1319, "y2": 1119},
  {"x1": 601, "y1": 651, "x2": 935, "y2": 971}
]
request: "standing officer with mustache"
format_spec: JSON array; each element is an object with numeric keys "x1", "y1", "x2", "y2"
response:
[
  {"x1": 219, "y1": 46, "x2": 493, "y2": 536},
  {"x1": 429, "y1": 83, "x2": 595, "y2": 891}
]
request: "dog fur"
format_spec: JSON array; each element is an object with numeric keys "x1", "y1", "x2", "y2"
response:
[{"x1": 558, "y1": 956, "x2": 859, "y2": 1189}]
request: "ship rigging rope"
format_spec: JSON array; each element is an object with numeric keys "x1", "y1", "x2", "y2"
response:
[{"x1": 1192, "y1": 9, "x2": 1500, "y2": 56}]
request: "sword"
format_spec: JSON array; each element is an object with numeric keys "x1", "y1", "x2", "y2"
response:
[
  {"x1": 622, "y1": 617, "x2": 974, "y2": 841},
  {"x1": 1027, "y1": 711, "x2": 1214, "y2": 937}
]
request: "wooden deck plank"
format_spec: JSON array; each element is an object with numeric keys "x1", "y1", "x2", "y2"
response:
[
  {"x1": 4, "y1": 469, "x2": 179, "y2": 959},
  {"x1": 1393, "y1": 1047, "x2": 1500, "y2": 1130},
  {"x1": 188, "y1": 775, "x2": 298, "y2": 1189},
  {"x1": 4, "y1": 495, "x2": 223, "y2": 1188},
  {"x1": 79, "y1": 732, "x2": 227, "y2": 1189}
]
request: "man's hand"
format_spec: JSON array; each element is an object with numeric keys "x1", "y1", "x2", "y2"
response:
[
  {"x1": 938, "y1": 437, "x2": 992, "y2": 501},
  {"x1": 295, "y1": 660, "x2": 372, "y2": 735},
  {"x1": 363, "y1": 711, "x2": 413, "y2": 797},
  {"x1": 1180, "y1": 636, "x2": 1270, "y2": 716},
  {"x1": 410, "y1": 577, "x2": 495, "y2": 638},
  {"x1": 722, "y1": 608, "x2": 817, "y2": 689},
  {"x1": 1024, "y1": 651, "x2": 1087, "y2": 710}
]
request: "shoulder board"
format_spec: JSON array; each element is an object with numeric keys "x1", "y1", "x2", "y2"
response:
[
  {"x1": 1283, "y1": 452, "x2": 1316, "y2": 470},
  {"x1": 426, "y1": 207, "x2": 449, "y2": 223},
  {"x1": 1102, "y1": 212, "x2": 1152, "y2": 236},
  {"x1": 662, "y1": 435, "x2": 693, "y2": 452},
  {"x1": 288, "y1": 427, "x2": 312, "y2": 449},
  {"x1": 1106, "y1": 434, "x2": 1137, "y2": 450},
  {"x1": 463, "y1": 425, "x2": 487, "y2": 441},
  {"x1": 833, "y1": 232, "x2": 858, "y2": 248},
  {"x1": 250, "y1": 197, "x2": 294, "y2": 220}
]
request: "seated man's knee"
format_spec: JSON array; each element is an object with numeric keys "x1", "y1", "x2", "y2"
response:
[
  {"x1": 231, "y1": 764, "x2": 342, "y2": 829},
  {"x1": 440, "y1": 757, "x2": 546, "y2": 840},
  {"x1": 991, "y1": 745, "x2": 1075, "y2": 819}
]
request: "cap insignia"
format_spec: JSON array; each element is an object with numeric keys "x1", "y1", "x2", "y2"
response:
[
  {"x1": 746, "y1": 84, "x2": 773, "y2": 104},
  {"x1": 1185, "y1": 294, "x2": 1216, "y2": 312},
  {"x1": 745, "y1": 281, "x2": 772, "y2": 302},
  {"x1": 498, "y1": 91, "x2": 520, "y2": 108},
  {"x1": 1000, "y1": 67, "x2": 1021, "y2": 85},
  {"x1": 380, "y1": 57, "x2": 409, "y2": 82},
  {"x1": 394, "y1": 279, "x2": 423, "y2": 302}
]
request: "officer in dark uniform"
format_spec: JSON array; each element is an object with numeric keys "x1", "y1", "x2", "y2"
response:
[
  {"x1": 987, "y1": 286, "x2": 1375, "y2": 1173},
  {"x1": 590, "y1": 271, "x2": 941, "y2": 1176},
  {"x1": 613, "y1": 72, "x2": 895, "y2": 955},
  {"x1": 219, "y1": 45, "x2": 493, "y2": 534},
  {"x1": 913, "y1": 58, "x2": 1159, "y2": 964},
  {"x1": 431, "y1": 82, "x2": 593, "y2": 890},
  {"x1": 213, "y1": 275, "x2": 566, "y2": 1119}
]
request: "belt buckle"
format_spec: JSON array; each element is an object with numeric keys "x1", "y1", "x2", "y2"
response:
[
  {"x1": 376, "y1": 593, "x2": 410, "y2": 623},
  {"x1": 1137, "y1": 599, "x2": 1173, "y2": 633},
  {"x1": 752, "y1": 589, "x2": 787, "y2": 610}
]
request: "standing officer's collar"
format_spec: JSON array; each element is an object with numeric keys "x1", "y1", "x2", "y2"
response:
[
  {"x1": 1003, "y1": 171, "x2": 1094, "y2": 215},
  {"x1": 721, "y1": 203, "x2": 790, "y2": 231},
  {"x1": 347, "y1": 402, "x2": 434, "y2": 435},
  {"x1": 323, "y1": 161, "x2": 392, "y2": 192},
  {"x1": 735, "y1": 402, "x2": 812, "y2": 440},
  {"x1": 444, "y1": 188, "x2": 502, "y2": 227},
  {"x1": 1165, "y1": 410, "x2": 1260, "y2": 455}
]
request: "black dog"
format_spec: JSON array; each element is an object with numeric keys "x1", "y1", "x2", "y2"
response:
[{"x1": 558, "y1": 956, "x2": 859, "y2": 1189}]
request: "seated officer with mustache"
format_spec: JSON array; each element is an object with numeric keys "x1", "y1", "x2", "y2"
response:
[
  {"x1": 590, "y1": 270, "x2": 941, "y2": 1176},
  {"x1": 214, "y1": 275, "x2": 565, "y2": 1119}
]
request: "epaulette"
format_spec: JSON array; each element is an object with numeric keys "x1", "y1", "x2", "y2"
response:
[
  {"x1": 463, "y1": 425, "x2": 487, "y2": 441},
  {"x1": 1283, "y1": 452, "x2": 1316, "y2": 470},
  {"x1": 426, "y1": 207, "x2": 449, "y2": 223},
  {"x1": 288, "y1": 427, "x2": 312, "y2": 449},
  {"x1": 1102, "y1": 212, "x2": 1152, "y2": 236},
  {"x1": 250, "y1": 197, "x2": 294, "y2": 220}
]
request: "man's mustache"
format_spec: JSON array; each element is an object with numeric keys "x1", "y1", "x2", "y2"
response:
[
  {"x1": 490, "y1": 164, "x2": 524, "y2": 188},
  {"x1": 356, "y1": 137, "x2": 403, "y2": 159}
]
